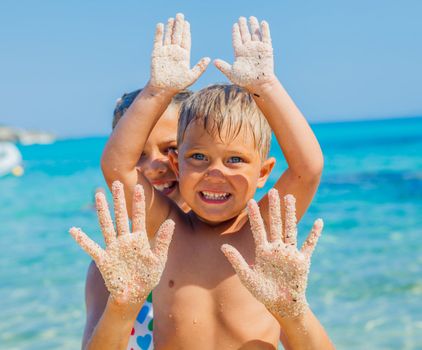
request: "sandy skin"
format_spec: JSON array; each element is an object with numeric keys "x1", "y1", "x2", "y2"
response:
[
  {"x1": 214, "y1": 16, "x2": 274, "y2": 88},
  {"x1": 70, "y1": 182, "x2": 174, "y2": 305},
  {"x1": 150, "y1": 13, "x2": 210, "y2": 90},
  {"x1": 222, "y1": 189, "x2": 323, "y2": 318}
]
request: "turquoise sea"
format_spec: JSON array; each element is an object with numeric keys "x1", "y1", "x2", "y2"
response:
[{"x1": 1, "y1": 117, "x2": 421, "y2": 349}]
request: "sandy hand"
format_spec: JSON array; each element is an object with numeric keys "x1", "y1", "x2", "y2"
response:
[
  {"x1": 69, "y1": 181, "x2": 174, "y2": 305},
  {"x1": 214, "y1": 16, "x2": 274, "y2": 88},
  {"x1": 150, "y1": 13, "x2": 210, "y2": 90},
  {"x1": 221, "y1": 189, "x2": 323, "y2": 318}
]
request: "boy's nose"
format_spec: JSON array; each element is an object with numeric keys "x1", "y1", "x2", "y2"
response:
[{"x1": 204, "y1": 168, "x2": 226, "y2": 182}]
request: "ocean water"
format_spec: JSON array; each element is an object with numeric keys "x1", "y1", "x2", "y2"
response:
[{"x1": 1, "y1": 117, "x2": 421, "y2": 349}]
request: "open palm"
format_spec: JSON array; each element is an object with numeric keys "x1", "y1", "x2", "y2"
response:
[
  {"x1": 222, "y1": 189, "x2": 323, "y2": 318},
  {"x1": 150, "y1": 13, "x2": 210, "y2": 90},
  {"x1": 214, "y1": 16, "x2": 274, "y2": 88},
  {"x1": 70, "y1": 181, "x2": 174, "y2": 305}
]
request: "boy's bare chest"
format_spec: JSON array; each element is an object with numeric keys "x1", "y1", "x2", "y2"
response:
[
  {"x1": 159, "y1": 221, "x2": 255, "y2": 291},
  {"x1": 152, "y1": 223, "x2": 279, "y2": 349}
]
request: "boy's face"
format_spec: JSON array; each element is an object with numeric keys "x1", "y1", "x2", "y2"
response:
[
  {"x1": 170, "y1": 120, "x2": 274, "y2": 224},
  {"x1": 136, "y1": 105, "x2": 183, "y2": 206}
]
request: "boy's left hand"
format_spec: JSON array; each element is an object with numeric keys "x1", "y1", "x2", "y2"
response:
[
  {"x1": 221, "y1": 189, "x2": 323, "y2": 319},
  {"x1": 214, "y1": 16, "x2": 275, "y2": 89}
]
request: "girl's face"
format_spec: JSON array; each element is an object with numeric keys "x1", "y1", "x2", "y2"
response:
[{"x1": 136, "y1": 105, "x2": 185, "y2": 209}]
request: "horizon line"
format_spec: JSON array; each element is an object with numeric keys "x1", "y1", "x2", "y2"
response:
[{"x1": 56, "y1": 114, "x2": 422, "y2": 141}]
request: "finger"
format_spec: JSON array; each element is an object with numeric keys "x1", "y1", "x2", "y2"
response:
[
  {"x1": 181, "y1": 20, "x2": 191, "y2": 51},
  {"x1": 238, "y1": 17, "x2": 251, "y2": 43},
  {"x1": 301, "y1": 219, "x2": 323, "y2": 259},
  {"x1": 112, "y1": 181, "x2": 130, "y2": 236},
  {"x1": 189, "y1": 56, "x2": 211, "y2": 83},
  {"x1": 95, "y1": 191, "x2": 116, "y2": 246},
  {"x1": 214, "y1": 59, "x2": 232, "y2": 80},
  {"x1": 247, "y1": 199, "x2": 268, "y2": 249},
  {"x1": 232, "y1": 23, "x2": 242, "y2": 50},
  {"x1": 69, "y1": 227, "x2": 104, "y2": 262},
  {"x1": 221, "y1": 244, "x2": 254, "y2": 281},
  {"x1": 151, "y1": 219, "x2": 175, "y2": 262},
  {"x1": 249, "y1": 16, "x2": 261, "y2": 41},
  {"x1": 261, "y1": 20, "x2": 272, "y2": 44},
  {"x1": 284, "y1": 194, "x2": 298, "y2": 246},
  {"x1": 131, "y1": 184, "x2": 146, "y2": 233},
  {"x1": 153, "y1": 23, "x2": 164, "y2": 50},
  {"x1": 268, "y1": 189, "x2": 282, "y2": 243},
  {"x1": 164, "y1": 17, "x2": 174, "y2": 46},
  {"x1": 172, "y1": 13, "x2": 184, "y2": 45}
]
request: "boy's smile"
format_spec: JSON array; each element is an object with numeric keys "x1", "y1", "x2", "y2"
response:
[
  {"x1": 170, "y1": 120, "x2": 275, "y2": 224},
  {"x1": 199, "y1": 190, "x2": 231, "y2": 203}
]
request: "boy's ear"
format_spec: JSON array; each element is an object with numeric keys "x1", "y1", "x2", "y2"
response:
[
  {"x1": 257, "y1": 157, "x2": 276, "y2": 189},
  {"x1": 168, "y1": 150, "x2": 180, "y2": 180}
]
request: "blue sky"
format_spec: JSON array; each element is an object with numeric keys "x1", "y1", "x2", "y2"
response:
[{"x1": 0, "y1": 0, "x2": 421, "y2": 137}]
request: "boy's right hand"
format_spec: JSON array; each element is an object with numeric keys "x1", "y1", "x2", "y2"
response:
[
  {"x1": 69, "y1": 181, "x2": 175, "y2": 305},
  {"x1": 150, "y1": 13, "x2": 210, "y2": 91}
]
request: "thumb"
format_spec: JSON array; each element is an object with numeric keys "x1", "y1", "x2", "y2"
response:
[
  {"x1": 189, "y1": 56, "x2": 211, "y2": 83},
  {"x1": 214, "y1": 59, "x2": 232, "y2": 80},
  {"x1": 69, "y1": 227, "x2": 104, "y2": 263},
  {"x1": 300, "y1": 219, "x2": 323, "y2": 259},
  {"x1": 221, "y1": 244, "x2": 253, "y2": 282},
  {"x1": 151, "y1": 219, "x2": 175, "y2": 262}
]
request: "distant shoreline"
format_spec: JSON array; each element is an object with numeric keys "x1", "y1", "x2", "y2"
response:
[
  {"x1": 0, "y1": 126, "x2": 56, "y2": 145},
  {"x1": 53, "y1": 115, "x2": 422, "y2": 141}
]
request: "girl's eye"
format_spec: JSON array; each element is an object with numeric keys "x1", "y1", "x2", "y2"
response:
[
  {"x1": 191, "y1": 153, "x2": 206, "y2": 160},
  {"x1": 165, "y1": 146, "x2": 177, "y2": 154},
  {"x1": 228, "y1": 156, "x2": 244, "y2": 164}
]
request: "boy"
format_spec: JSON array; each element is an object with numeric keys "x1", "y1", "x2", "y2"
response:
[
  {"x1": 82, "y1": 89, "x2": 192, "y2": 350},
  {"x1": 71, "y1": 14, "x2": 334, "y2": 349}
]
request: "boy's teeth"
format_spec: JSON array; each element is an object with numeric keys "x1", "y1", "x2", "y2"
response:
[
  {"x1": 202, "y1": 191, "x2": 229, "y2": 200},
  {"x1": 153, "y1": 182, "x2": 173, "y2": 191}
]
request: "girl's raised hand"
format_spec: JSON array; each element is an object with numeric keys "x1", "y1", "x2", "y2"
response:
[
  {"x1": 150, "y1": 13, "x2": 210, "y2": 91},
  {"x1": 214, "y1": 16, "x2": 275, "y2": 89}
]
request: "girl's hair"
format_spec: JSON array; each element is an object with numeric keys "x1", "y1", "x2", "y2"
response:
[{"x1": 112, "y1": 89, "x2": 192, "y2": 130}]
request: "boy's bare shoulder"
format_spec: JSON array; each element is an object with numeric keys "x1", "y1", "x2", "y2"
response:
[{"x1": 167, "y1": 203, "x2": 195, "y2": 232}]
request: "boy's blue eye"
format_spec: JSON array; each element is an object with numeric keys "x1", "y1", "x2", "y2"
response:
[
  {"x1": 192, "y1": 153, "x2": 206, "y2": 160},
  {"x1": 228, "y1": 156, "x2": 244, "y2": 163}
]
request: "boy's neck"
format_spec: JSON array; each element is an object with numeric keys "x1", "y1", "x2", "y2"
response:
[{"x1": 188, "y1": 209, "x2": 249, "y2": 236}]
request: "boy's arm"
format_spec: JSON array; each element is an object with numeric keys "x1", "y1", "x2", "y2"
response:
[
  {"x1": 214, "y1": 16, "x2": 323, "y2": 222},
  {"x1": 274, "y1": 308, "x2": 335, "y2": 350},
  {"x1": 101, "y1": 13, "x2": 209, "y2": 233},
  {"x1": 84, "y1": 300, "x2": 144, "y2": 350},
  {"x1": 82, "y1": 261, "x2": 142, "y2": 350}
]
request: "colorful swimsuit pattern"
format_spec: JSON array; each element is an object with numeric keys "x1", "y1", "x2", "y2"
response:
[{"x1": 127, "y1": 293, "x2": 154, "y2": 350}]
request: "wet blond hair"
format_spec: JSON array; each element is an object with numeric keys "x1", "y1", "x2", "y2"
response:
[{"x1": 178, "y1": 84, "x2": 271, "y2": 159}]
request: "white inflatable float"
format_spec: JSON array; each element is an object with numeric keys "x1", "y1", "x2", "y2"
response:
[{"x1": 0, "y1": 142, "x2": 24, "y2": 177}]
